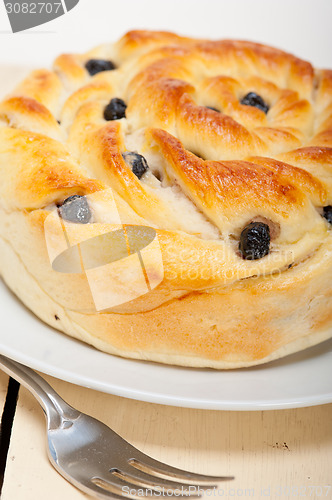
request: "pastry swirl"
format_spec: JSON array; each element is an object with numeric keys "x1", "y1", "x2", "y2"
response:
[{"x1": 0, "y1": 30, "x2": 331, "y2": 368}]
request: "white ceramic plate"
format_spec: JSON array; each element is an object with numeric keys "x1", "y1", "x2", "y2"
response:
[{"x1": 0, "y1": 279, "x2": 332, "y2": 411}]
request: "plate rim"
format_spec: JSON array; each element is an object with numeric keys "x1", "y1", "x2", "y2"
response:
[
  {"x1": 1, "y1": 343, "x2": 332, "y2": 411},
  {"x1": 1, "y1": 280, "x2": 332, "y2": 411}
]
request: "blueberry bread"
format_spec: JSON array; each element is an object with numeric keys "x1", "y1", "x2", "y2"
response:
[{"x1": 0, "y1": 30, "x2": 331, "y2": 368}]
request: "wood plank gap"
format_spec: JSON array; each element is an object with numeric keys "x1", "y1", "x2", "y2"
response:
[{"x1": 0, "y1": 378, "x2": 20, "y2": 493}]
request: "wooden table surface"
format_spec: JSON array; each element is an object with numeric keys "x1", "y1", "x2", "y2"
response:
[
  {"x1": 0, "y1": 66, "x2": 332, "y2": 500},
  {"x1": 0, "y1": 373, "x2": 332, "y2": 499}
]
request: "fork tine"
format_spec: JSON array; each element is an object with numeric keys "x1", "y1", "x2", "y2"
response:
[
  {"x1": 91, "y1": 475, "x2": 202, "y2": 499},
  {"x1": 128, "y1": 455, "x2": 234, "y2": 484},
  {"x1": 110, "y1": 467, "x2": 212, "y2": 493},
  {"x1": 78, "y1": 478, "x2": 127, "y2": 500}
]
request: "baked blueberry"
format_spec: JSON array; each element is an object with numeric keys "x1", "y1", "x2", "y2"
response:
[
  {"x1": 206, "y1": 106, "x2": 220, "y2": 112},
  {"x1": 122, "y1": 152, "x2": 149, "y2": 179},
  {"x1": 323, "y1": 206, "x2": 332, "y2": 225},
  {"x1": 240, "y1": 92, "x2": 269, "y2": 114},
  {"x1": 239, "y1": 222, "x2": 270, "y2": 260},
  {"x1": 58, "y1": 195, "x2": 92, "y2": 224},
  {"x1": 85, "y1": 59, "x2": 116, "y2": 76},
  {"x1": 104, "y1": 98, "x2": 127, "y2": 121}
]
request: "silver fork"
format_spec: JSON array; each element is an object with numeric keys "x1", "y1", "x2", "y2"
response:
[{"x1": 0, "y1": 354, "x2": 233, "y2": 499}]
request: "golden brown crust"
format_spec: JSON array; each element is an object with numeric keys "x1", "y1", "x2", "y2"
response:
[{"x1": 0, "y1": 30, "x2": 331, "y2": 368}]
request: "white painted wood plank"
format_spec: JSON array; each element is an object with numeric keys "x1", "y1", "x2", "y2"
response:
[{"x1": 2, "y1": 374, "x2": 332, "y2": 500}]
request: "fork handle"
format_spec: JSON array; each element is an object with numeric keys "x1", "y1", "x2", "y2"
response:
[{"x1": 0, "y1": 354, "x2": 79, "y2": 429}]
